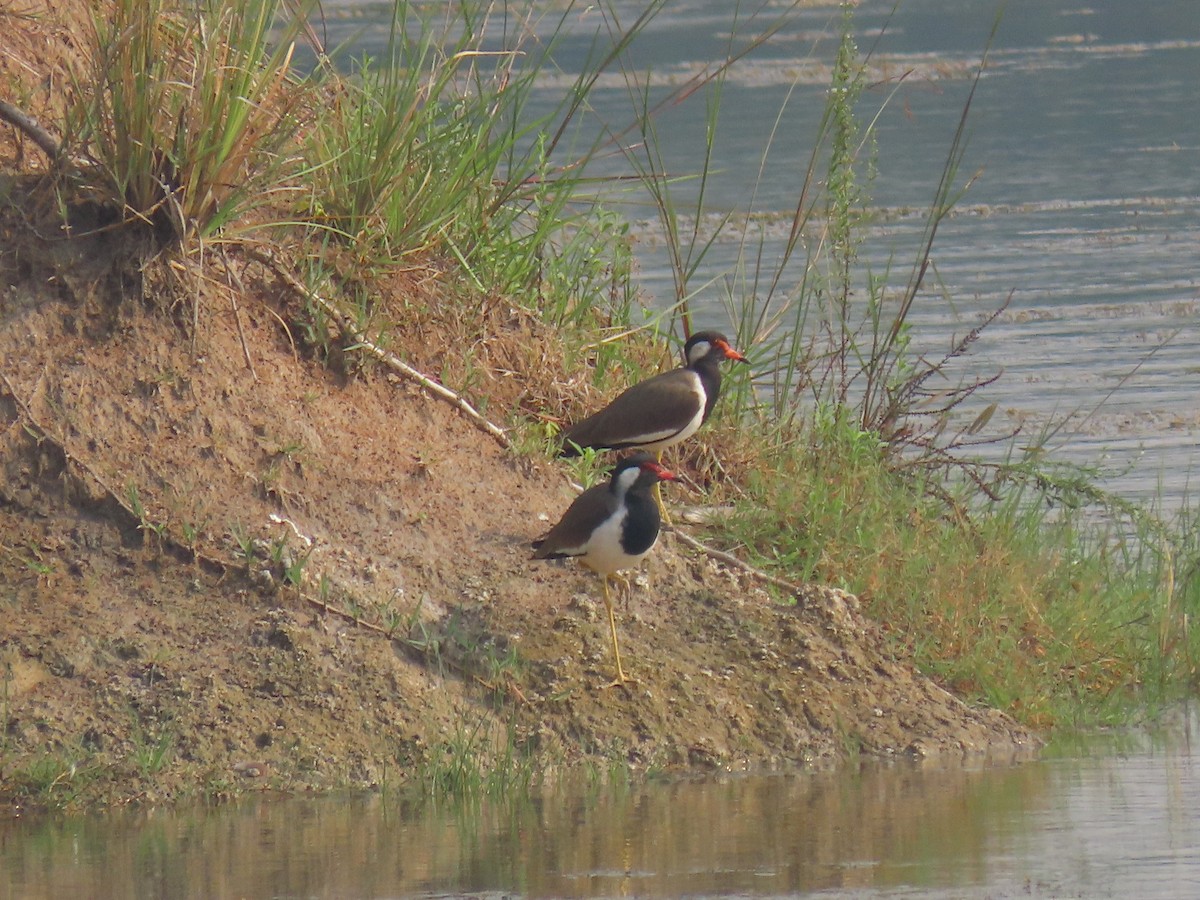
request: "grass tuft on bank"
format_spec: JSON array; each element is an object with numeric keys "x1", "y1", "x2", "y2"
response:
[{"x1": 63, "y1": 0, "x2": 311, "y2": 243}]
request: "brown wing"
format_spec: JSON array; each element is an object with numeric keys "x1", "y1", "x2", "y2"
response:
[
  {"x1": 531, "y1": 482, "x2": 616, "y2": 559},
  {"x1": 561, "y1": 370, "x2": 703, "y2": 452}
]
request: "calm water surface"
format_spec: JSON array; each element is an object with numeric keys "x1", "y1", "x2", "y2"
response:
[{"x1": 3, "y1": 717, "x2": 1200, "y2": 897}]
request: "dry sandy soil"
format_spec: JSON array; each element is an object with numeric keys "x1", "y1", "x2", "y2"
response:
[{"x1": 0, "y1": 0, "x2": 1037, "y2": 813}]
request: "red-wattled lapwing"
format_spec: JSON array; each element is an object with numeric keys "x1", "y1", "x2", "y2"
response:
[
  {"x1": 532, "y1": 452, "x2": 678, "y2": 687},
  {"x1": 560, "y1": 330, "x2": 748, "y2": 458}
]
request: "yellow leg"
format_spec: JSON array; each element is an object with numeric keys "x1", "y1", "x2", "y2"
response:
[
  {"x1": 601, "y1": 576, "x2": 634, "y2": 688},
  {"x1": 653, "y1": 450, "x2": 672, "y2": 527}
]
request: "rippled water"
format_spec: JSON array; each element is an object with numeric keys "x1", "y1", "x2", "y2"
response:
[{"x1": 5, "y1": 714, "x2": 1200, "y2": 898}]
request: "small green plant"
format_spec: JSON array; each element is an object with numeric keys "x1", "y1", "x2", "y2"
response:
[
  {"x1": 285, "y1": 547, "x2": 304, "y2": 579},
  {"x1": 130, "y1": 721, "x2": 176, "y2": 777},
  {"x1": 8, "y1": 541, "x2": 55, "y2": 579},
  {"x1": 316, "y1": 573, "x2": 333, "y2": 612},
  {"x1": 482, "y1": 644, "x2": 523, "y2": 689},
  {"x1": 563, "y1": 444, "x2": 608, "y2": 489},
  {"x1": 419, "y1": 714, "x2": 490, "y2": 800},
  {"x1": 507, "y1": 415, "x2": 564, "y2": 461},
  {"x1": 262, "y1": 530, "x2": 311, "y2": 590},
  {"x1": 418, "y1": 711, "x2": 537, "y2": 802},
  {"x1": 266, "y1": 533, "x2": 288, "y2": 566},
  {"x1": 180, "y1": 521, "x2": 198, "y2": 551},
  {"x1": 126, "y1": 482, "x2": 167, "y2": 546},
  {"x1": 275, "y1": 440, "x2": 306, "y2": 461},
  {"x1": 229, "y1": 523, "x2": 257, "y2": 566},
  {"x1": 378, "y1": 605, "x2": 405, "y2": 640},
  {"x1": 5, "y1": 749, "x2": 98, "y2": 811},
  {"x1": 370, "y1": 589, "x2": 410, "y2": 639}
]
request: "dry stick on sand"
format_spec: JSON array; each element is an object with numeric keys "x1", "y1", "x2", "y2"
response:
[
  {"x1": 246, "y1": 247, "x2": 512, "y2": 450},
  {"x1": 0, "y1": 98, "x2": 64, "y2": 162}
]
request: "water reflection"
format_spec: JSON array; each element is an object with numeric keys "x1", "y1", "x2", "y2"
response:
[{"x1": 4, "y1": 720, "x2": 1200, "y2": 897}]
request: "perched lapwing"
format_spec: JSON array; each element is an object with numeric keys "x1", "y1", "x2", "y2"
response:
[
  {"x1": 560, "y1": 330, "x2": 748, "y2": 458},
  {"x1": 532, "y1": 452, "x2": 678, "y2": 687}
]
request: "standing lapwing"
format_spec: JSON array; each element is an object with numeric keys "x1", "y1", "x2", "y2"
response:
[
  {"x1": 560, "y1": 330, "x2": 748, "y2": 458},
  {"x1": 532, "y1": 452, "x2": 678, "y2": 687}
]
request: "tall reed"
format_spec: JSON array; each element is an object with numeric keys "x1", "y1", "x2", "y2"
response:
[{"x1": 65, "y1": 0, "x2": 311, "y2": 242}]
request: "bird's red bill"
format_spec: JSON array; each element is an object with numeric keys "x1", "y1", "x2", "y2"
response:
[
  {"x1": 716, "y1": 339, "x2": 748, "y2": 363},
  {"x1": 643, "y1": 461, "x2": 679, "y2": 481}
]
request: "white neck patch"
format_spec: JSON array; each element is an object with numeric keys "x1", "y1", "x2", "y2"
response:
[
  {"x1": 612, "y1": 464, "x2": 643, "y2": 497},
  {"x1": 686, "y1": 339, "x2": 713, "y2": 366}
]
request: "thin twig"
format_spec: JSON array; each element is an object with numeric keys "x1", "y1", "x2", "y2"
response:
[
  {"x1": 219, "y1": 246, "x2": 257, "y2": 379},
  {"x1": 0, "y1": 98, "x2": 62, "y2": 161},
  {"x1": 246, "y1": 247, "x2": 512, "y2": 450},
  {"x1": 669, "y1": 526, "x2": 807, "y2": 599}
]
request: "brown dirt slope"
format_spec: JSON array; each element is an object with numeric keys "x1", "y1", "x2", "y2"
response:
[
  {"x1": 0, "y1": 233, "x2": 1038, "y2": 810},
  {"x1": 0, "y1": 1, "x2": 1037, "y2": 812}
]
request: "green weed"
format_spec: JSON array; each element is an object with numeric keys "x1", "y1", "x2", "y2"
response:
[
  {"x1": 130, "y1": 721, "x2": 176, "y2": 777},
  {"x1": 296, "y1": 0, "x2": 667, "y2": 375},
  {"x1": 4, "y1": 749, "x2": 100, "y2": 811},
  {"x1": 417, "y1": 712, "x2": 537, "y2": 802},
  {"x1": 229, "y1": 523, "x2": 257, "y2": 566},
  {"x1": 126, "y1": 482, "x2": 167, "y2": 547}
]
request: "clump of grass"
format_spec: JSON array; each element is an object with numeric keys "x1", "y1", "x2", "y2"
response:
[
  {"x1": 63, "y1": 0, "x2": 310, "y2": 243},
  {"x1": 2, "y1": 747, "x2": 101, "y2": 812},
  {"x1": 278, "y1": 0, "x2": 675, "y2": 451},
  {"x1": 304, "y1": 2, "x2": 514, "y2": 262},
  {"x1": 303, "y1": 2, "x2": 645, "y2": 310},
  {"x1": 714, "y1": 411, "x2": 1174, "y2": 727},
  {"x1": 417, "y1": 712, "x2": 538, "y2": 802},
  {"x1": 130, "y1": 720, "x2": 176, "y2": 777}
]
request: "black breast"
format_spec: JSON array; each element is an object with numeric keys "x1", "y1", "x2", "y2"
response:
[{"x1": 620, "y1": 492, "x2": 662, "y2": 556}]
